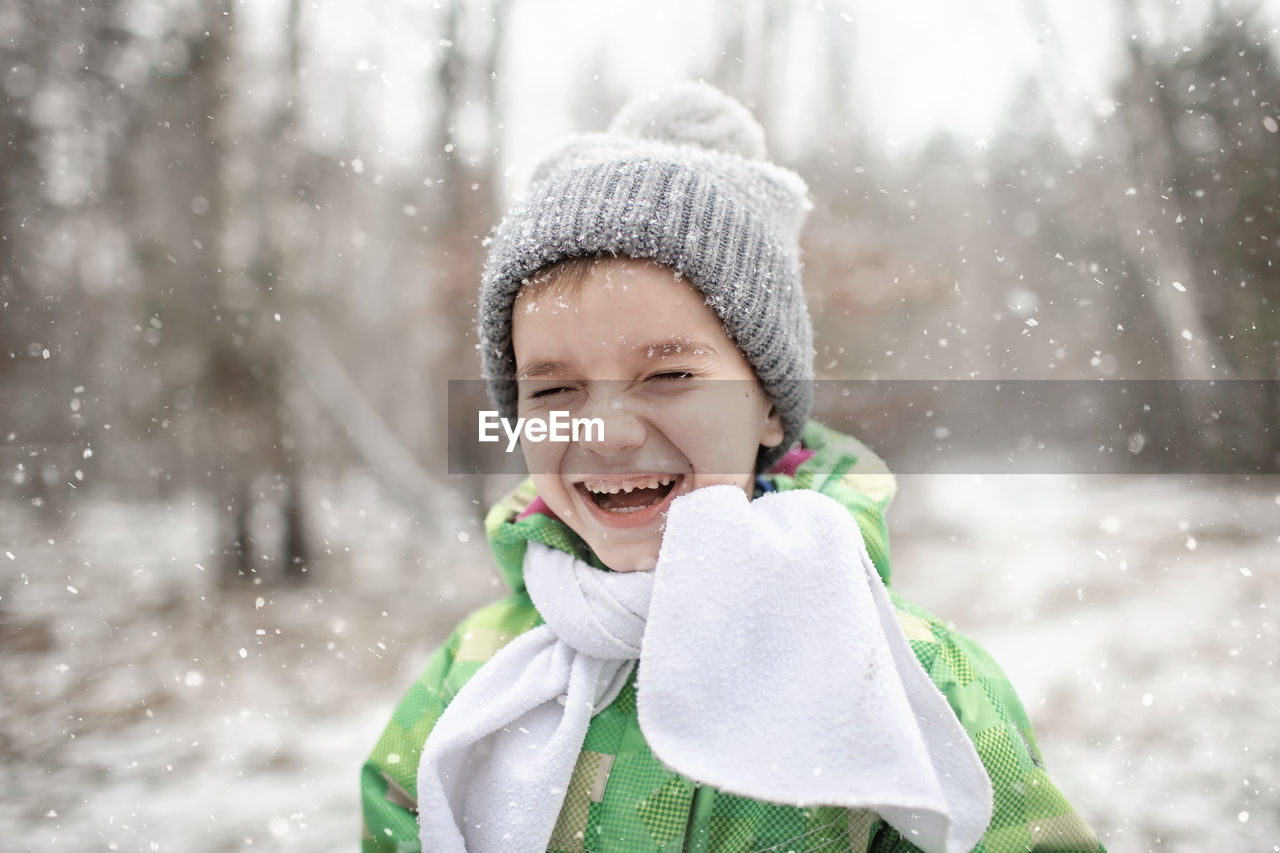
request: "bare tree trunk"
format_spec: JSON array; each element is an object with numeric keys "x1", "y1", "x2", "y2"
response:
[
  {"x1": 282, "y1": 480, "x2": 310, "y2": 580},
  {"x1": 430, "y1": 0, "x2": 508, "y2": 510},
  {"x1": 1103, "y1": 0, "x2": 1260, "y2": 461},
  {"x1": 222, "y1": 479, "x2": 254, "y2": 583},
  {"x1": 0, "y1": 23, "x2": 39, "y2": 374},
  {"x1": 255, "y1": 0, "x2": 311, "y2": 580},
  {"x1": 179, "y1": 0, "x2": 276, "y2": 585},
  {"x1": 1029, "y1": 0, "x2": 1224, "y2": 381},
  {"x1": 1113, "y1": 57, "x2": 1227, "y2": 378}
]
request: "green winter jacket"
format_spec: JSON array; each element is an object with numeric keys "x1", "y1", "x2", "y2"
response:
[{"x1": 360, "y1": 421, "x2": 1105, "y2": 853}]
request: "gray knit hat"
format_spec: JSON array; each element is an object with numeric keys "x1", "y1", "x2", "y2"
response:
[{"x1": 478, "y1": 81, "x2": 814, "y2": 470}]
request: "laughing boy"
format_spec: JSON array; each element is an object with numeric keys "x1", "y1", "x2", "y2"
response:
[{"x1": 361, "y1": 82, "x2": 1104, "y2": 853}]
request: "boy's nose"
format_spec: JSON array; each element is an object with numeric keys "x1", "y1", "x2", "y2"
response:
[{"x1": 580, "y1": 395, "x2": 646, "y2": 456}]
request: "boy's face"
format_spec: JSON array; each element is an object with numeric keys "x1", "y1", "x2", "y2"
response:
[{"x1": 512, "y1": 258, "x2": 784, "y2": 573}]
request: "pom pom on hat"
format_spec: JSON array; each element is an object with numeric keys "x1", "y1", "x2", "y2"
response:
[{"x1": 608, "y1": 80, "x2": 768, "y2": 160}]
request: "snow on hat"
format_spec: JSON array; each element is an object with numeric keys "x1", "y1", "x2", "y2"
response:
[{"x1": 477, "y1": 81, "x2": 815, "y2": 470}]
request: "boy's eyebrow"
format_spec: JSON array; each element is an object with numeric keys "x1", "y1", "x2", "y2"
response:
[
  {"x1": 636, "y1": 338, "x2": 720, "y2": 358},
  {"x1": 516, "y1": 341, "x2": 718, "y2": 379},
  {"x1": 515, "y1": 359, "x2": 575, "y2": 381}
]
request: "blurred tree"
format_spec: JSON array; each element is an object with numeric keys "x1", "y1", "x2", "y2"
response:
[
  {"x1": 104, "y1": 0, "x2": 312, "y2": 580},
  {"x1": 245, "y1": 0, "x2": 311, "y2": 580},
  {"x1": 1152, "y1": 5, "x2": 1280, "y2": 462},
  {"x1": 0, "y1": 2, "x2": 48, "y2": 501},
  {"x1": 1101, "y1": 0, "x2": 1277, "y2": 466},
  {"x1": 0, "y1": 3, "x2": 41, "y2": 375},
  {"x1": 710, "y1": 0, "x2": 789, "y2": 129},
  {"x1": 428, "y1": 0, "x2": 510, "y2": 506},
  {"x1": 1, "y1": 0, "x2": 135, "y2": 514}
]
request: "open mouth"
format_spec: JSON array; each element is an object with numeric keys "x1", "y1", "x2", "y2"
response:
[{"x1": 578, "y1": 475, "x2": 679, "y2": 514}]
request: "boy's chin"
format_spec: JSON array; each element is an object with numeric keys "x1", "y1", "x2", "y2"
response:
[{"x1": 592, "y1": 542, "x2": 660, "y2": 574}]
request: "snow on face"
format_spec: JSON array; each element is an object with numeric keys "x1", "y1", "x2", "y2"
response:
[{"x1": 511, "y1": 257, "x2": 783, "y2": 573}]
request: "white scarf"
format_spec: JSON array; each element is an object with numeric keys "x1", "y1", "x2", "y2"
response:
[{"x1": 417, "y1": 485, "x2": 993, "y2": 852}]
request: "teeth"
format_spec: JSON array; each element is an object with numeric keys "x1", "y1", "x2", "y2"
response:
[{"x1": 583, "y1": 475, "x2": 675, "y2": 494}]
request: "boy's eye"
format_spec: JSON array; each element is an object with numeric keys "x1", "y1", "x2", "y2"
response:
[
  {"x1": 528, "y1": 386, "x2": 571, "y2": 400},
  {"x1": 650, "y1": 372, "x2": 695, "y2": 381}
]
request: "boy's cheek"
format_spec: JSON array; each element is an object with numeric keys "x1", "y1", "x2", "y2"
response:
[
  {"x1": 520, "y1": 436, "x2": 568, "y2": 481},
  {"x1": 527, "y1": 470, "x2": 573, "y2": 519}
]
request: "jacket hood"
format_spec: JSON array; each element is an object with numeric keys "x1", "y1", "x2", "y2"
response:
[{"x1": 484, "y1": 420, "x2": 897, "y2": 596}]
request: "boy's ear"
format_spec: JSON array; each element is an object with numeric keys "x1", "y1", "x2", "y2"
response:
[{"x1": 761, "y1": 405, "x2": 785, "y2": 448}]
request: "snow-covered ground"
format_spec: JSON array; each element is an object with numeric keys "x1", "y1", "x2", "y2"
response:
[
  {"x1": 1, "y1": 472, "x2": 1276, "y2": 852},
  {"x1": 891, "y1": 474, "x2": 1279, "y2": 853}
]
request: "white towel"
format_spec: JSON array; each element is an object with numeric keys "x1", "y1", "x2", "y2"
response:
[{"x1": 418, "y1": 485, "x2": 993, "y2": 853}]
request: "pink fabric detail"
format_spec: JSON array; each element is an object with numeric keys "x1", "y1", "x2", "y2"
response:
[
  {"x1": 769, "y1": 447, "x2": 816, "y2": 477},
  {"x1": 516, "y1": 495, "x2": 561, "y2": 522}
]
